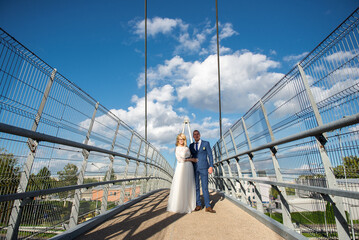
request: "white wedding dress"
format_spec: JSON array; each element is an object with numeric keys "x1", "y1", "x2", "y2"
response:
[{"x1": 167, "y1": 146, "x2": 196, "y2": 213}]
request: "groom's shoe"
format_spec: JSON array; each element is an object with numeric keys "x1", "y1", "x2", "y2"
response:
[
  {"x1": 205, "y1": 207, "x2": 216, "y2": 213},
  {"x1": 194, "y1": 206, "x2": 202, "y2": 211}
]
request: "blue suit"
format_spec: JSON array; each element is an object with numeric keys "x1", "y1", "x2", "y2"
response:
[{"x1": 189, "y1": 140, "x2": 213, "y2": 208}]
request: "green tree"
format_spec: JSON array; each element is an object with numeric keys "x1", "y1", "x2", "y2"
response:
[
  {"x1": 270, "y1": 187, "x2": 295, "y2": 199},
  {"x1": 333, "y1": 156, "x2": 359, "y2": 179},
  {"x1": 27, "y1": 167, "x2": 52, "y2": 191},
  {"x1": 297, "y1": 174, "x2": 325, "y2": 180},
  {"x1": 286, "y1": 187, "x2": 295, "y2": 195},
  {"x1": 58, "y1": 164, "x2": 78, "y2": 185},
  {"x1": 57, "y1": 163, "x2": 78, "y2": 199},
  {"x1": 0, "y1": 150, "x2": 20, "y2": 223},
  {"x1": 270, "y1": 187, "x2": 279, "y2": 200},
  {"x1": 0, "y1": 150, "x2": 20, "y2": 194},
  {"x1": 38, "y1": 166, "x2": 52, "y2": 189},
  {"x1": 84, "y1": 177, "x2": 98, "y2": 184}
]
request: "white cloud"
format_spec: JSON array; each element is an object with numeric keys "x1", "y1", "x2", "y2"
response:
[
  {"x1": 219, "y1": 23, "x2": 237, "y2": 39},
  {"x1": 176, "y1": 32, "x2": 204, "y2": 53},
  {"x1": 176, "y1": 51, "x2": 283, "y2": 112},
  {"x1": 283, "y1": 52, "x2": 309, "y2": 63},
  {"x1": 174, "y1": 21, "x2": 215, "y2": 54},
  {"x1": 207, "y1": 22, "x2": 238, "y2": 55},
  {"x1": 324, "y1": 50, "x2": 357, "y2": 62},
  {"x1": 260, "y1": 63, "x2": 359, "y2": 123},
  {"x1": 273, "y1": 99, "x2": 301, "y2": 118},
  {"x1": 269, "y1": 49, "x2": 277, "y2": 55},
  {"x1": 311, "y1": 77, "x2": 359, "y2": 104},
  {"x1": 137, "y1": 55, "x2": 192, "y2": 87},
  {"x1": 86, "y1": 162, "x2": 108, "y2": 173},
  {"x1": 177, "y1": 107, "x2": 187, "y2": 113},
  {"x1": 349, "y1": 125, "x2": 359, "y2": 132},
  {"x1": 137, "y1": 50, "x2": 283, "y2": 113},
  {"x1": 132, "y1": 17, "x2": 238, "y2": 56},
  {"x1": 104, "y1": 85, "x2": 221, "y2": 147},
  {"x1": 133, "y1": 17, "x2": 187, "y2": 37},
  {"x1": 77, "y1": 84, "x2": 225, "y2": 156},
  {"x1": 349, "y1": 125, "x2": 359, "y2": 141},
  {"x1": 286, "y1": 143, "x2": 318, "y2": 153}
]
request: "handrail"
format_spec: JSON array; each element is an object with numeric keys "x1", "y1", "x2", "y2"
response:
[
  {"x1": 214, "y1": 176, "x2": 359, "y2": 200},
  {"x1": 0, "y1": 176, "x2": 170, "y2": 203},
  {"x1": 0, "y1": 122, "x2": 172, "y2": 178},
  {"x1": 214, "y1": 113, "x2": 359, "y2": 165}
]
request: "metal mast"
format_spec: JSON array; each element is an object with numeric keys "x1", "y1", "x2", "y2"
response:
[
  {"x1": 182, "y1": 117, "x2": 193, "y2": 143},
  {"x1": 145, "y1": 0, "x2": 148, "y2": 142},
  {"x1": 216, "y1": 0, "x2": 222, "y2": 139}
]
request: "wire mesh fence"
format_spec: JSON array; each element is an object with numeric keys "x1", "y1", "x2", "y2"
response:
[
  {"x1": 0, "y1": 27, "x2": 173, "y2": 239},
  {"x1": 211, "y1": 8, "x2": 359, "y2": 240}
]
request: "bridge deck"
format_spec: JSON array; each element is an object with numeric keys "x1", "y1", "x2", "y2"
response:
[{"x1": 76, "y1": 190, "x2": 284, "y2": 240}]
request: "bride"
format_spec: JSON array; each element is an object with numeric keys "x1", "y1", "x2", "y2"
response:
[{"x1": 167, "y1": 133, "x2": 197, "y2": 213}]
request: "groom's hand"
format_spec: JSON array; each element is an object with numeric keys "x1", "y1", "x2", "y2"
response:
[{"x1": 208, "y1": 167, "x2": 213, "y2": 174}]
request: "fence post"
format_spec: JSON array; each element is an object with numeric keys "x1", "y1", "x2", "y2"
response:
[
  {"x1": 298, "y1": 64, "x2": 350, "y2": 239},
  {"x1": 216, "y1": 142, "x2": 230, "y2": 195},
  {"x1": 119, "y1": 131, "x2": 134, "y2": 204},
  {"x1": 68, "y1": 101, "x2": 99, "y2": 229},
  {"x1": 209, "y1": 148, "x2": 216, "y2": 190},
  {"x1": 212, "y1": 148, "x2": 220, "y2": 190},
  {"x1": 213, "y1": 144, "x2": 225, "y2": 192},
  {"x1": 211, "y1": 145, "x2": 219, "y2": 191},
  {"x1": 241, "y1": 117, "x2": 264, "y2": 213},
  {"x1": 100, "y1": 120, "x2": 120, "y2": 214},
  {"x1": 131, "y1": 139, "x2": 143, "y2": 199},
  {"x1": 156, "y1": 158, "x2": 162, "y2": 189},
  {"x1": 6, "y1": 68, "x2": 57, "y2": 240},
  {"x1": 150, "y1": 152, "x2": 159, "y2": 191},
  {"x1": 229, "y1": 129, "x2": 248, "y2": 204},
  {"x1": 163, "y1": 157, "x2": 169, "y2": 188},
  {"x1": 259, "y1": 100, "x2": 294, "y2": 229},
  {"x1": 159, "y1": 158, "x2": 165, "y2": 189},
  {"x1": 222, "y1": 136, "x2": 236, "y2": 196},
  {"x1": 146, "y1": 149, "x2": 156, "y2": 192},
  {"x1": 141, "y1": 144, "x2": 150, "y2": 195},
  {"x1": 154, "y1": 156, "x2": 161, "y2": 190}
]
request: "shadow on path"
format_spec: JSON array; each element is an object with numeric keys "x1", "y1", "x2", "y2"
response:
[
  {"x1": 209, "y1": 190, "x2": 224, "y2": 208},
  {"x1": 199, "y1": 190, "x2": 224, "y2": 209},
  {"x1": 76, "y1": 190, "x2": 185, "y2": 240}
]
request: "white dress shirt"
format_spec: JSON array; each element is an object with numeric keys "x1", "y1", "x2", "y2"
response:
[{"x1": 195, "y1": 139, "x2": 202, "y2": 151}]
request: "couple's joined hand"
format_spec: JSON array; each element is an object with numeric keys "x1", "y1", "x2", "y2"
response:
[{"x1": 185, "y1": 158, "x2": 198, "y2": 163}]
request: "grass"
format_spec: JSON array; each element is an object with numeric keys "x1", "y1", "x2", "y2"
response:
[{"x1": 265, "y1": 211, "x2": 339, "y2": 225}]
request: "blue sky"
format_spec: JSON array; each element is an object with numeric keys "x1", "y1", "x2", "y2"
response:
[{"x1": 0, "y1": 0, "x2": 358, "y2": 167}]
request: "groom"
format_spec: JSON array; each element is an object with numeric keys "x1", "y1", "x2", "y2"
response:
[{"x1": 189, "y1": 130, "x2": 216, "y2": 213}]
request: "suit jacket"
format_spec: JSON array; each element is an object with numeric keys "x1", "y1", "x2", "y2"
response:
[{"x1": 189, "y1": 140, "x2": 214, "y2": 171}]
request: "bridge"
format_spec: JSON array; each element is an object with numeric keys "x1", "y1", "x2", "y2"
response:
[{"x1": 0, "y1": 7, "x2": 359, "y2": 240}]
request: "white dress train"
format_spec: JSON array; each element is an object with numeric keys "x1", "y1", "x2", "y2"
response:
[{"x1": 167, "y1": 146, "x2": 196, "y2": 213}]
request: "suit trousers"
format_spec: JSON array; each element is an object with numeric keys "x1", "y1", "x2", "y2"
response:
[{"x1": 194, "y1": 168, "x2": 210, "y2": 208}]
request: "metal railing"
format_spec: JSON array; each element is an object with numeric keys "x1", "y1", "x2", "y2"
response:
[
  {"x1": 0, "y1": 27, "x2": 173, "y2": 240},
  {"x1": 210, "y1": 8, "x2": 359, "y2": 240}
]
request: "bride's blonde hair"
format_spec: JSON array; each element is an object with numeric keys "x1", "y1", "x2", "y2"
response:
[{"x1": 175, "y1": 133, "x2": 187, "y2": 146}]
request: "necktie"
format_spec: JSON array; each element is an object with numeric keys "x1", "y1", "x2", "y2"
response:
[{"x1": 195, "y1": 142, "x2": 198, "y2": 151}]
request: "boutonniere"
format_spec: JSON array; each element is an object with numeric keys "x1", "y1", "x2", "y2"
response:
[{"x1": 203, "y1": 147, "x2": 206, "y2": 150}]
